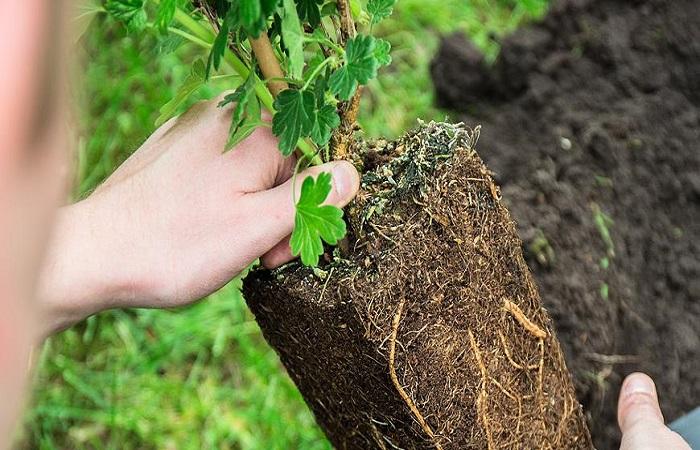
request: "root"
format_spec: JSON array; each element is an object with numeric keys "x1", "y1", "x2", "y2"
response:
[
  {"x1": 468, "y1": 330, "x2": 495, "y2": 450},
  {"x1": 536, "y1": 338, "x2": 548, "y2": 442},
  {"x1": 318, "y1": 267, "x2": 335, "y2": 303},
  {"x1": 503, "y1": 299, "x2": 547, "y2": 339},
  {"x1": 370, "y1": 422, "x2": 389, "y2": 450},
  {"x1": 388, "y1": 299, "x2": 444, "y2": 450},
  {"x1": 498, "y1": 331, "x2": 539, "y2": 370}
]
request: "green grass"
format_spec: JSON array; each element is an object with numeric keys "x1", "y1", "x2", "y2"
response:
[{"x1": 18, "y1": 2, "x2": 547, "y2": 448}]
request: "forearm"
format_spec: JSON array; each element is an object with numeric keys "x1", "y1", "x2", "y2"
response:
[{"x1": 36, "y1": 199, "x2": 130, "y2": 336}]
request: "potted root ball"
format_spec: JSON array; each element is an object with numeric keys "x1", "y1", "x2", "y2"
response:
[{"x1": 107, "y1": 0, "x2": 594, "y2": 448}]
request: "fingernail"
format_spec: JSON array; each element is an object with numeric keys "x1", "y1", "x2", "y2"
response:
[
  {"x1": 331, "y1": 162, "x2": 354, "y2": 200},
  {"x1": 622, "y1": 373, "x2": 655, "y2": 397}
]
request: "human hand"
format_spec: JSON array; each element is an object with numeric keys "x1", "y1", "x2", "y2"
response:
[
  {"x1": 38, "y1": 95, "x2": 360, "y2": 335},
  {"x1": 618, "y1": 373, "x2": 691, "y2": 450}
]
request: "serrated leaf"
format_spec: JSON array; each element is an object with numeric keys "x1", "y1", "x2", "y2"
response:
[
  {"x1": 367, "y1": 0, "x2": 395, "y2": 24},
  {"x1": 329, "y1": 34, "x2": 379, "y2": 100},
  {"x1": 155, "y1": 60, "x2": 206, "y2": 126},
  {"x1": 226, "y1": 96, "x2": 262, "y2": 150},
  {"x1": 105, "y1": 0, "x2": 147, "y2": 32},
  {"x1": 281, "y1": 0, "x2": 305, "y2": 80},
  {"x1": 219, "y1": 74, "x2": 261, "y2": 150},
  {"x1": 206, "y1": 10, "x2": 233, "y2": 79},
  {"x1": 373, "y1": 38, "x2": 392, "y2": 66},
  {"x1": 272, "y1": 89, "x2": 316, "y2": 156},
  {"x1": 290, "y1": 172, "x2": 346, "y2": 266},
  {"x1": 296, "y1": 0, "x2": 323, "y2": 27},
  {"x1": 311, "y1": 104, "x2": 340, "y2": 147}
]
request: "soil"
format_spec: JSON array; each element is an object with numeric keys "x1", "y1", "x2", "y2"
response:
[
  {"x1": 244, "y1": 122, "x2": 592, "y2": 449},
  {"x1": 431, "y1": 0, "x2": 700, "y2": 448}
]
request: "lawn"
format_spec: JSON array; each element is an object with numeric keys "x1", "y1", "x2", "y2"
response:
[{"x1": 18, "y1": 1, "x2": 547, "y2": 448}]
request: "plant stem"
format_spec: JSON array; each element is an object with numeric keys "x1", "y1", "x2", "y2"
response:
[
  {"x1": 330, "y1": 0, "x2": 360, "y2": 160},
  {"x1": 301, "y1": 57, "x2": 334, "y2": 91},
  {"x1": 249, "y1": 34, "x2": 289, "y2": 97},
  {"x1": 331, "y1": 87, "x2": 362, "y2": 160},
  {"x1": 336, "y1": 0, "x2": 356, "y2": 44},
  {"x1": 246, "y1": 33, "x2": 321, "y2": 165},
  {"x1": 169, "y1": 6, "x2": 321, "y2": 165}
]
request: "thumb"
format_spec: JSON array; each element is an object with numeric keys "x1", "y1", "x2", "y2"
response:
[
  {"x1": 618, "y1": 373, "x2": 691, "y2": 450},
  {"x1": 618, "y1": 373, "x2": 665, "y2": 435},
  {"x1": 241, "y1": 160, "x2": 360, "y2": 261}
]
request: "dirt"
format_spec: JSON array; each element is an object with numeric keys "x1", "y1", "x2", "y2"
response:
[
  {"x1": 431, "y1": 0, "x2": 700, "y2": 448},
  {"x1": 244, "y1": 122, "x2": 592, "y2": 449}
]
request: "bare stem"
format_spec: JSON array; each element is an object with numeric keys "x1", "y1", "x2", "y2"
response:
[
  {"x1": 336, "y1": 0, "x2": 356, "y2": 44},
  {"x1": 249, "y1": 34, "x2": 289, "y2": 97},
  {"x1": 330, "y1": 0, "x2": 360, "y2": 160},
  {"x1": 331, "y1": 87, "x2": 362, "y2": 160}
]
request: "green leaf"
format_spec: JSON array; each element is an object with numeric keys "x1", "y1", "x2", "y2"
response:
[
  {"x1": 281, "y1": 0, "x2": 305, "y2": 80},
  {"x1": 373, "y1": 38, "x2": 392, "y2": 66},
  {"x1": 105, "y1": 0, "x2": 147, "y2": 32},
  {"x1": 329, "y1": 34, "x2": 379, "y2": 100},
  {"x1": 206, "y1": 10, "x2": 233, "y2": 79},
  {"x1": 226, "y1": 96, "x2": 262, "y2": 150},
  {"x1": 320, "y1": 2, "x2": 337, "y2": 17},
  {"x1": 367, "y1": 0, "x2": 395, "y2": 24},
  {"x1": 155, "y1": 60, "x2": 206, "y2": 127},
  {"x1": 290, "y1": 172, "x2": 346, "y2": 266},
  {"x1": 311, "y1": 104, "x2": 340, "y2": 147},
  {"x1": 219, "y1": 74, "x2": 261, "y2": 150},
  {"x1": 155, "y1": 0, "x2": 178, "y2": 31},
  {"x1": 272, "y1": 89, "x2": 316, "y2": 156},
  {"x1": 236, "y1": 0, "x2": 278, "y2": 36},
  {"x1": 349, "y1": 0, "x2": 363, "y2": 19},
  {"x1": 239, "y1": 0, "x2": 262, "y2": 32},
  {"x1": 296, "y1": 0, "x2": 323, "y2": 27}
]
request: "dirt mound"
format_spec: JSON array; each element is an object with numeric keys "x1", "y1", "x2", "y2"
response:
[
  {"x1": 244, "y1": 122, "x2": 592, "y2": 449},
  {"x1": 431, "y1": 0, "x2": 700, "y2": 448}
]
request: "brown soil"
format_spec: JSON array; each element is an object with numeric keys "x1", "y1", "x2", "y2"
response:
[
  {"x1": 431, "y1": 0, "x2": 700, "y2": 448},
  {"x1": 244, "y1": 122, "x2": 592, "y2": 449}
]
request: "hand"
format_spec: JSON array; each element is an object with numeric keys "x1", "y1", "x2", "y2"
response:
[
  {"x1": 618, "y1": 373, "x2": 691, "y2": 450},
  {"x1": 38, "y1": 95, "x2": 360, "y2": 335}
]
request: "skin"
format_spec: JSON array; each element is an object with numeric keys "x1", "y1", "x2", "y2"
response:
[{"x1": 0, "y1": 1, "x2": 692, "y2": 448}]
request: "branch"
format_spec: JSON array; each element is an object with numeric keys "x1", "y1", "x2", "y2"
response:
[
  {"x1": 336, "y1": 0, "x2": 356, "y2": 44},
  {"x1": 330, "y1": 0, "x2": 360, "y2": 160},
  {"x1": 331, "y1": 87, "x2": 362, "y2": 160},
  {"x1": 249, "y1": 34, "x2": 289, "y2": 97}
]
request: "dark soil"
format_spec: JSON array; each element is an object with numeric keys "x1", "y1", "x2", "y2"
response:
[
  {"x1": 431, "y1": 0, "x2": 700, "y2": 448},
  {"x1": 245, "y1": 123, "x2": 592, "y2": 449}
]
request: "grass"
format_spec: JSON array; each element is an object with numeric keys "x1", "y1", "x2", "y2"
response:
[{"x1": 18, "y1": 2, "x2": 547, "y2": 448}]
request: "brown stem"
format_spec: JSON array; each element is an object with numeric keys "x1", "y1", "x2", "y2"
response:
[
  {"x1": 331, "y1": 87, "x2": 362, "y2": 160},
  {"x1": 336, "y1": 0, "x2": 356, "y2": 44},
  {"x1": 330, "y1": 0, "x2": 360, "y2": 160},
  {"x1": 249, "y1": 34, "x2": 289, "y2": 97},
  {"x1": 196, "y1": 4, "x2": 287, "y2": 97}
]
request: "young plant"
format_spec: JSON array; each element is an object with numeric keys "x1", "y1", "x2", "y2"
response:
[{"x1": 103, "y1": 0, "x2": 395, "y2": 266}]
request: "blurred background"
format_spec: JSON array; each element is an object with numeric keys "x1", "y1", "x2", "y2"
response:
[{"x1": 15, "y1": 1, "x2": 549, "y2": 448}]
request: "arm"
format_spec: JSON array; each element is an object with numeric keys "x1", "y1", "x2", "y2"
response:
[{"x1": 37, "y1": 95, "x2": 359, "y2": 336}]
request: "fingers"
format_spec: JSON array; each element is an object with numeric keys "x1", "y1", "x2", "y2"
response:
[
  {"x1": 618, "y1": 373, "x2": 665, "y2": 434},
  {"x1": 238, "y1": 160, "x2": 360, "y2": 261},
  {"x1": 617, "y1": 373, "x2": 692, "y2": 450},
  {"x1": 261, "y1": 235, "x2": 292, "y2": 269}
]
